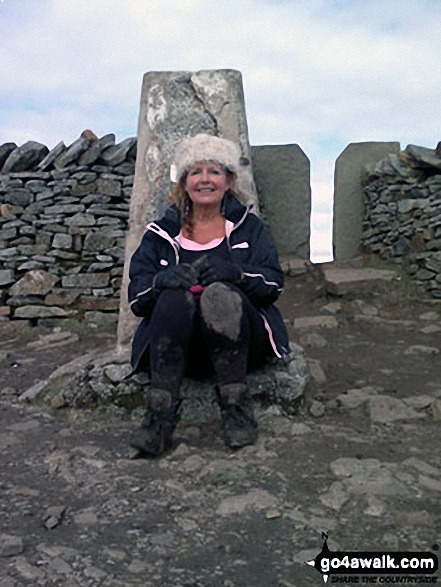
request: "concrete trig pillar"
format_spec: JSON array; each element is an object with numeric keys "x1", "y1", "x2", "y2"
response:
[{"x1": 117, "y1": 69, "x2": 258, "y2": 352}]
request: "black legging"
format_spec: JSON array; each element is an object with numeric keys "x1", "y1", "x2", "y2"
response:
[{"x1": 148, "y1": 282, "x2": 272, "y2": 396}]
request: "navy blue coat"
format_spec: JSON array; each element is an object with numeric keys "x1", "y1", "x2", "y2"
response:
[{"x1": 128, "y1": 193, "x2": 290, "y2": 372}]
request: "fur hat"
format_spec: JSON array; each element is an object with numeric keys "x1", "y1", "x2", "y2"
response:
[{"x1": 171, "y1": 133, "x2": 242, "y2": 183}]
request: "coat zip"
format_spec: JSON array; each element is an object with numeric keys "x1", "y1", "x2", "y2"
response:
[{"x1": 146, "y1": 222, "x2": 180, "y2": 264}]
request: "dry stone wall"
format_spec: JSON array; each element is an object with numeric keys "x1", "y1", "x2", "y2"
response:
[
  {"x1": 362, "y1": 144, "x2": 441, "y2": 298},
  {"x1": 0, "y1": 131, "x2": 136, "y2": 323}
]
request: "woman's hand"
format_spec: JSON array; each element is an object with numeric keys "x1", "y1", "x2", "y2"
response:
[
  {"x1": 153, "y1": 264, "x2": 199, "y2": 291},
  {"x1": 193, "y1": 255, "x2": 243, "y2": 286}
]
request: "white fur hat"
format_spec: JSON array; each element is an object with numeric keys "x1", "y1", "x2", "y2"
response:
[{"x1": 170, "y1": 133, "x2": 242, "y2": 183}]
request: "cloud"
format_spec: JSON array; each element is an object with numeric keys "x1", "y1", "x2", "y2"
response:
[{"x1": 1, "y1": 0, "x2": 440, "y2": 259}]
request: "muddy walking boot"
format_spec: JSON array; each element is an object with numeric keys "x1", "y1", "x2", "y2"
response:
[
  {"x1": 217, "y1": 383, "x2": 258, "y2": 448},
  {"x1": 129, "y1": 389, "x2": 181, "y2": 457}
]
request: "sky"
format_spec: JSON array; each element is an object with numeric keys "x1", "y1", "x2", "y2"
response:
[{"x1": 1, "y1": 0, "x2": 441, "y2": 261}]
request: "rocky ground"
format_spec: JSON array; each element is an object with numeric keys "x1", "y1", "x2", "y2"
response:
[{"x1": 0, "y1": 264, "x2": 440, "y2": 587}]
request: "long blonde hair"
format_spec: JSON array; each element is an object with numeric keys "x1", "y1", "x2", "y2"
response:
[{"x1": 168, "y1": 167, "x2": 247, "y2": 236}]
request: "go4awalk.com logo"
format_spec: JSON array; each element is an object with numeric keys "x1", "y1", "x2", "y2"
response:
[{"x1": 307, "y1": 534, "x2": 439, "y2": 584}]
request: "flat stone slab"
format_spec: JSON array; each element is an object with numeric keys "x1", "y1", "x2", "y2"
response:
[
  {"x1": 369, "y1": 395, "x2": 425, "y2": 424},
  {"x1": 293, "y1": 316, "x2": 338, "y2": 329},
  {"x1": 323, "y1": 267, "x2": 396, "y2": 295}
]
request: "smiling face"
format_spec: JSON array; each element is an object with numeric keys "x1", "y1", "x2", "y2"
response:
[{"x1": 184, "y1": 161, "x2": 232, "y2": 210}]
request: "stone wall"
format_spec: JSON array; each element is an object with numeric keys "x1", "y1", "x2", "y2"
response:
[
  {"x1": 362, "y1": 144, "x2": 441, "y2": 298},
  {"x1": 333, "y1": 142, "x2": 400, "y2": 261},
  {"x1": 0, "y1": 131, "x2": 136, "y2": 323},
  {"x1": 1, "y1": 128, "x2": 311, "y2": 325}
]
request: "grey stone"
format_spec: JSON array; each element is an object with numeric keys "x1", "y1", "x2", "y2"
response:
[
  {"x1": 62, "y1": 273, "x2": 109, "y2": 288},
  {"x1": 326, "y1": 458, "x2": 408, "y2": 499},
  {"x1": 100, "y1": 137, "x2": 137, "y2": 166},
  {"x1": 95, "y1": 178, "x2": 121, "y2": 197},
  {"x1": 418, "y1": 475, "x2": 441, "y2": 492},
  {"x1": 2, "y1": 141, "x2": 49, "y2": 173},
  {"x1": 88, "y1": 262, "x2": 114, "y2": 272},
  {"x1": 14, "y1": 306, "x2": 68, "y2": 319},
  {"x1": 216, "y1": 489, "x2": 278, "y2": 516},
  {"x1": 5, "y1": 190, "x2": 33, "y2": 207},
  {"x1": 431, "y1": 399, "x2": 441, "y2": 419},
  {"x1": 404, "y1": 144, "x2": 441, "y2": 170},
  {"x1": 0, "y1": 534, "x2": 24, "y2": 557},
  {"x1": 54, "y1": 136, "x2": 91, "y2": 169},
  {"x1": 9, "y1": 270, "x2": 58, "y2": 296},
  {"x1": 14, "y1": 557, "x2": 46, "y2": 580},
  {"x1": 324, "y1": 267, "x2": 396, "y2": 295},
  {"x1": 404, "y1": 345, "x2": 439, "y2": 355},
  {"x1": 369, "y1": 395, "x2": 425, "y2": 424},
  {"x1": 0, "y1": 142, "x2": 18, "y2": 170},
  {"x1": 79, "y1": 134, "x2": 115, "y2": 166},
  {"x1": 86, "y1": 207, "x2": 128, "y2": 218},
  {"x1": 294, "y1": 315, "x2": 338, "y2": 329},
  {"x1": 52, "y1": 233, "x2": 73, "y2": 249},
  {"x1": 0, "y1": 247, "x2": 18, "y2": 259},
  {"x1": 290, "y1": 422, "x2": 312, "y2": 435},
  {"x1": 337, "y1": 386, "x2": 379, "y2": 409},
  {"x1": 44, "y1": 204, "x2": 85, "y2": 215},
  {"x1": 0, "y1": 269, "x2": 15, "y2": 286},
  {"x1": 36, "y1": 190, "x2": 56, "y2": 202},
  {"x1": 7, "y1": 296, "x2": 46, "y2": 308},
  {"x1": 37, "y1": 141, "x2": 66, "y2": 171},
  {"x1": 308, "y1": 399, "x2": 325, "y2": 417},
  {"x1": 84, "y1": 231, "x2": 117, "y2": 251},
  {"x1": 64, "y1": 213, "x2": 96, "y2": 226},
  {"x1": 104, "y1": 363, "x2": 133, "y2": 383},
  {"x1": 27, "y1": 331, "x2": 79, "y2": 350},
  {"x1": 334, "y1": 141, "x2": 400, "y2": 260},
  {"x1": 307, "y1": 359, "x2": 327, "y2": 385},
  {"x1": 117, "y1": 69, "x2": 258, "y2": 351},
  {"x1": 252, "y1": 144, "x2": 310, "y2": 257}
]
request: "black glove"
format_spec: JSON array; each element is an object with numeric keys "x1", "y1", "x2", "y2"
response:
[
  {"x1": 153, "y1": 263, "x2": 199, "y2": 291},
  {"x1": 193, "y1": 255, "x2": 243, "y2": 286}
]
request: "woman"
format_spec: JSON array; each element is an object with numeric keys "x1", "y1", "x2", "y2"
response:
[{"x1": 128, "y1": 134, "x2": 290, "y2": 456}]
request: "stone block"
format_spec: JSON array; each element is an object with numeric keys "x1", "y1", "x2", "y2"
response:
[
  {"x1": 54, "y1": 136, "x2": 91, "y2": 169},
  {"x1": 293, "y1": 316, "x2": 338, "y2": 329},
  {"x1": 95, "y1": 178, "x2": 121, "y2": 197},
  {"x1": 1, "y1": 203, "x2": 24, "y2": 217},
  {"x1": 0, "y1": 142, "x2": 18, "y2": 170},
  {"x1": 45, "y1": 291, "x2": 81, "y2": 306},
  {"x1": 323, "y1": 267, "x2": 396, "y2": 295},
  {"x1": 62, "y1": 273, "x2": 110, "y2": 288},
  {"x1": 333, "y1": 142, "x2": 400, "y2": 260},
  {"x1": 83, "y1": 231, "x2": 116, "y2": 252},
  {"x1": 14, "y1": 305, "x2": 68, "y2": 319},
  {"x1": 100, "y1": 137, "x2": 137, "y2": 167},
  {"x1": 0, "y1": 269, "x2": 15, "y2": 286},
  {"x1": 2, "y1": 141, "x2": 49, "y2": 173},
  {"x1": 9, "y1": 270, "x2": 59, "y2": 296},
  {"x1": 37, "y1": 141, "x2": 66, "y2": 171},
  {"x1": 117, "y1": 69, "x2": 257, "y2": 350},
  {"x1": 252, "y1": 144, "x2": 310, "y2": 258},
  {"x1": 52, "y1": 233, "x2": 73, "y2": 249}
]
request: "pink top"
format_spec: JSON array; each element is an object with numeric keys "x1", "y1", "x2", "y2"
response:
[{"x1": 176, "y1": 230, "x2": 225, "y2": 251}]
